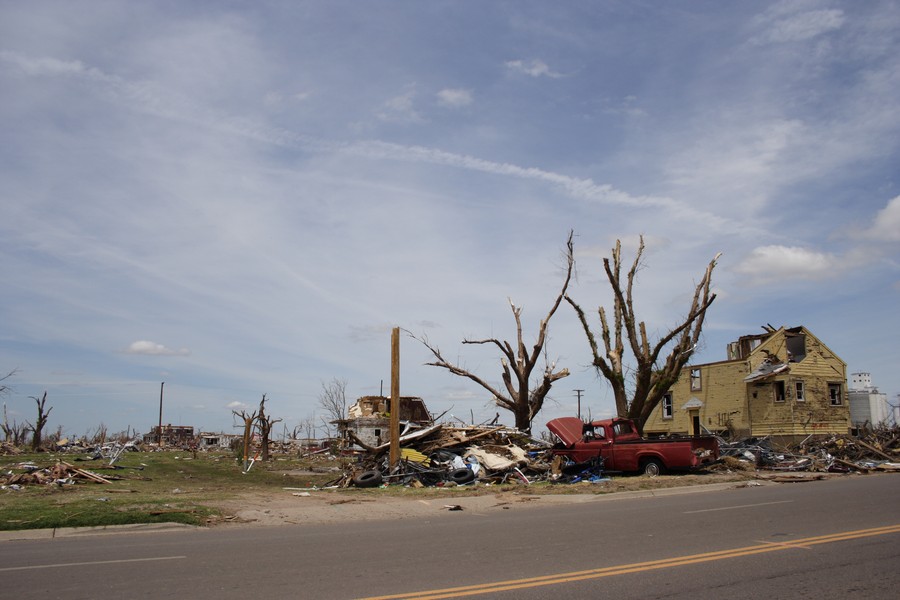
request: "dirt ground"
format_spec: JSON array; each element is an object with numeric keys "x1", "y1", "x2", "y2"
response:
[{"x1": 208, "y1": 470, "x2": 775, "y2": 528}]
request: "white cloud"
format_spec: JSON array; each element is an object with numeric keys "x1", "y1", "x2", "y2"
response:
[
  {"x1": 436, "y1": 88, "x2": 473, "y2": 108},
  {"x1": 864, "y1": 196, "x2": 900, "y2": 242},
  {"x1": 733, "y1": 245, "x2": 838, "y2": 283},
  {"x1": 377, "y1": 86, "x2": 424, "y2": 123},
  {"x1": 505, "y1": 59, "x2": 562, "y2": 78},
  {"x1": 751, "y1": 7, "x2": 845, "y2": 45},
  {"x1": 123, "y1": 341, "x2": 191, "y2": 356},
  {"x1": 0, "y1": 50, "x2": 106, "y2": 79}
]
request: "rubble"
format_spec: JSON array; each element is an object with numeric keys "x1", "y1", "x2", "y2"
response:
[
  {"x1": 1, "y1": 460, "x2": 123, "y2": 489},
  {"x1": 333, "y1": 421, "x2": 556, "y2": 488},
  {"x1": 718, "y1": 425, "x2": 900, "y2": 473}
]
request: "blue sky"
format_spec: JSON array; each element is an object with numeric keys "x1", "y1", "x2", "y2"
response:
[{"x1": 1, "y1": 1, "x2": 898, "y2": 439}]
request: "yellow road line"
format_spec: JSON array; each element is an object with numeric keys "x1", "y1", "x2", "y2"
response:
[{"x1": 360, "y1": 524, "x2": 900, "y2": 600}]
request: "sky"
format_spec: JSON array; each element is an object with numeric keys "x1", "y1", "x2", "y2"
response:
[{"x1": 1, "y1": 1, "x2": 898, "y2": 440}]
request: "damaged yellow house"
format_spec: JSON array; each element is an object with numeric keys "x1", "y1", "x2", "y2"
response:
[{"x1": 643, "y1": 326, "x2": 849, "y2": 442}]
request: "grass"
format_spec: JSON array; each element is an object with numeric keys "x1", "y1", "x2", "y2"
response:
[{"x1": 0, "y1": 450, "x2": 345, "y2": 531}]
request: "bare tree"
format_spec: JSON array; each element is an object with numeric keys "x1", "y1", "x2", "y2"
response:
[
  {"x1": 87, "y1": 423, "x2": 108, "y2": 446},
  {"x1": 293, "y1": 414, "x2": 318, "y2": 443},
  {"x1": 255, "y1": 394, "x2": 282, "y2": 461},
  {"x1": 2, "y1": 403, "x2": 30, "y2": 446},
  {"x1": 1, "y1": 403, "x2": 12, "y2": 443},
  {"x1": 0, "y1": 369, "x2": 15, "y2": 396},
  {"x1": 232, "y1": 407, "x2": 259, "y2": 471},
  {"x1": 414, "y1": 232, "x2": 575, "y2": 432},
  {"x1": 566, "y1": 236, "x2": 720, "y2": 433},
  {"x1": 317, "y1": 378, "x2": 348, "y2": 436},
  {"x1": 1, "y1": 371, "x2": 18, "y2": 444},
  {"x1": 26, "y1": 391, "x2": 52, "y2": 451}
]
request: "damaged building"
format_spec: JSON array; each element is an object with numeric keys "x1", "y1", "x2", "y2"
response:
[
  {"x1": 335, "y1": 395, "x2": 432, "y2": 448},
  {"x1": 643, "y1": 325, "x2": 850, "y2": 443},
  {"x1": 143, "y1": 424, "x2": 196, "y2": 447}
]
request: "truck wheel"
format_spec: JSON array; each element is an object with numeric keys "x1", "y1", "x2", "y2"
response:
[
  {"x1": 642, "y1": 458, "x2": 664, "y2": 477},
  {"x1": 352, "y1": 470, "x2": 383, "y2": 488}
]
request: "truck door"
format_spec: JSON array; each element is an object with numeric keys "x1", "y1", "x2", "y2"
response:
[{"x1": 583, "y1": 424, "x2": 612, "y2": 465}]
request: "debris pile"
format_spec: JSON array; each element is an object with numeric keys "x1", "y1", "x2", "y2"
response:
[
  {"x1": 335, "y1": 422, "x2": 557, "y2": 488},
  {"x1": 1, "y1": 461, "x2": 120, "y2": 490},
  {"x1": 719, "y1": 426, "x2": 900, "y2": 473},
  {"x1": 1, "y1": 442, "x2": 22, "y2": 456}
]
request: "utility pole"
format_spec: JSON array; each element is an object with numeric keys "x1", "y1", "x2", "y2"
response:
[
  {"x1": 574, "y1": 389, "x2": 584, "y2": 419},
  {"x1": 158, "y1": 381, "x2": 165, "y2": 447},
  {"x1": 390, "y1": 328, "x2": 401, "y2": 468}
]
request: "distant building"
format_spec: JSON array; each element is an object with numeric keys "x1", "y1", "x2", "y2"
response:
[
  {"x1": 144, "y1": 424, "x2": 195, "y2": 446},
  {"x1": 198, "y1": 432, "x2": 241, "y2": 450},
  {"x1": 848, "y1": 372, "x2": 891, "y2": 429}
]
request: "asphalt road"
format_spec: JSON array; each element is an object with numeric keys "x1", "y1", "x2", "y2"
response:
[{"x1": 2, "y1": 475, "x2": 898, "y2": 599}]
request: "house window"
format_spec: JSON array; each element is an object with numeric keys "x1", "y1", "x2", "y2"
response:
[
  {"x1": 774, "y1": 381, "x2": 786, "y2": 402},
  {"x1": 662, "y1": 393, "x2": 673, "y2": 419},
  {"x1": 690, "y1": 369, "x2": 701, "y2": 391},
  {"x1": 829, "y1": 383, "x2": 842, "y2": 406},
  {"x1": 795, "y1": 381, "x2": 805, "y2": 402}
]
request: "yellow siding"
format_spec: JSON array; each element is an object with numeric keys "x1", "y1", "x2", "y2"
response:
[{"x1": 644, "y1": 327, "x2": 849, "y2": 440}]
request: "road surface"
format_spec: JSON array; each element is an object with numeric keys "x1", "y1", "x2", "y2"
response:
[{"x1": 2, "y1": 474, "x2": 898, "y2": 599}]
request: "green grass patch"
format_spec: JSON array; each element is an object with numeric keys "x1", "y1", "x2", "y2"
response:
[{"x1": 0, "y1": 451, "x2": 344, "y2": 531}]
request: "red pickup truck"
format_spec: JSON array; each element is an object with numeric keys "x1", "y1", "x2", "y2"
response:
[{"x1": 547, "y1": 417, "x2": 719, "y2": 476}]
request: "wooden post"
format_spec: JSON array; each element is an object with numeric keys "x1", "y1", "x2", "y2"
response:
[
  {"x1": 390, "y1": 327, "x2": 401, "y2": 468},
  {"x1": 158, "y1": 382, "x2": 164, "y2": 447}
]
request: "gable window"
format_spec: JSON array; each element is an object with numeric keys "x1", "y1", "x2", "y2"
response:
[
  {"x1": 795, "y1": 381, "x2": 805, "y2": 402},
  {"x1": 690, "y1": 369, "x2": 701, "y2": 391},
  {"x1": 829, "y1": 383, "x2": 842, "y2": 406},
  {"x1": 774, "y1": 381, "x2": 786, "y2": 403},
  {"x1": 786, "y1": 333, "x2": 807, "y2": 362},
  {"x1": 661, "y1": 393, "x2": 673, "y2": 419}
]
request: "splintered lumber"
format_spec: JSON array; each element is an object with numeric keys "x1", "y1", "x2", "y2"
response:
[
  {"x1": 59, "y1": 461, "x2": 112, "y2": 484},
  {"x1": 855, "y1": 439, "x2": 894, "y2": 462},
  {"x1": 438, "y1": 426, "x2": 505, "y2": 447}
]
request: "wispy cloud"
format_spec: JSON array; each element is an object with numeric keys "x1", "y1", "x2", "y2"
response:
[
  {"x1": 862, "y1": 195, "x2": 900, "y2": 242},
  {"x1": 750, "y1": 6, "x2": 845, "y2": 45},
  {"x1": 123, "y1": 341, "x2": 191, "y2": 357},
  {"x1": 377, "y1": 86, "x2": 424, "y2": 123},
  {"x1": 436, "y1": 88, "x2": 473, "y2": 108},
  {"x1": 504, "y1": 59, "x2": 563, "y2": 78}
]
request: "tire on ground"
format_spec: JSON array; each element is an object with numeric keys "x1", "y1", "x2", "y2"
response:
[
  {"x1": 449, "y1": 467, "x2": 476, "y2": 485},
  {"x1": 352, "y1": 470, "x2": 384, "y2": 488}
]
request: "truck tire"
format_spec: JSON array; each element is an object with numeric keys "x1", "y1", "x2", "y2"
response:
[
  {"x1": 352, "y1": 470, "x2": 383, "y2": 488},
  {"x1": 641, "y1": 458, "x2": 665, "y2": 477}
]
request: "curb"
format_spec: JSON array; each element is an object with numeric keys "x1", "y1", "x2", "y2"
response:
[{"x1": 0, "y1": 522, "x2": 198, "y2": 542}]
